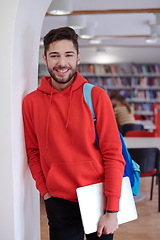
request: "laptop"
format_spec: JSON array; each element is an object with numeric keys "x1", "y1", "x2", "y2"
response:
[{"x1": 76, "y1": 176, "x2": 138, "y2": 234}]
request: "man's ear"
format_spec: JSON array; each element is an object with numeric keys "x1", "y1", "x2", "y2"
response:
[
  {"x1": 77, "y1": 52, "x2": 81, "y2": 65},
  {"x1": 42, "y1": 54, "x2": 47, "y2": 66}
]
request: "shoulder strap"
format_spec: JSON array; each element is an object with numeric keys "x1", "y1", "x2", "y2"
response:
[
  {"x1": 83, "y1": 83, "x2": 95, "y2": 120},
  {"x1": 83, "y1": 83, "x2": 140, "y2": 196}
]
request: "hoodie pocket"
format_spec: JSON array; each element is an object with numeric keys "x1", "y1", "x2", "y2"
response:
[{"x1": 46, "y1": 160, "x2": 104, "y2": 201}]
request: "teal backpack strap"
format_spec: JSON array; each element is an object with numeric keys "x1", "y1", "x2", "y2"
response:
[
  {"x1": 83, "y1": 83, "x2": 140, "y2": 196},
  {"x1": 83, "y1": 83, "x2": 96, "y2": 121},
  {"x1": 83, "y1": 83, "x2": 99, "y2": 145}
]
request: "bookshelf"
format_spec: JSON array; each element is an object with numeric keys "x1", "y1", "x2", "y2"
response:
[{"x1": 77, "y1": 63, "x2": 160, "y2": 119}]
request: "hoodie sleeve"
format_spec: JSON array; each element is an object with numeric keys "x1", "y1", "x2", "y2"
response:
[
  {"x1": 22, "y1": 96, "x2": 48, "y2": 197},
  {"x1": 91, "y1": 87, "x2": 125, "y2": 212}
]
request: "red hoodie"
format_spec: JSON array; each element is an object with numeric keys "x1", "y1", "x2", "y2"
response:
[{"x1": 22, "y1": 72, "x2": 125, "y2": 211}]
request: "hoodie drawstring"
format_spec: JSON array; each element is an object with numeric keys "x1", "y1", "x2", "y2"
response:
[
  {"x1": 66, "y1": 86, "x2": 73, "y2": 128},
  {"x1": 46, "y1": 90, "x2": 53, "y2": 149},
  {"x1": 46, "y1": 86, "x2": 73, "y2": 148}
]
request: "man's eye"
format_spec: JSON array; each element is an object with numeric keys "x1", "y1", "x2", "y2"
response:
[
  {"x1": 50, "y1": 55, "x2": 58, "y2": 58},
  {"x1": 66, "y1": 54, "x2": 73, "y2": 57}
]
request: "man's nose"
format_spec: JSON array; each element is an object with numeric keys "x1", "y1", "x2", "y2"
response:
[{"x1": 58, "y1": 56, "x2": 66, "y2": 66}]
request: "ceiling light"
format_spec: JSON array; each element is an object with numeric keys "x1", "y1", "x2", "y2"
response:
[
  {"x1": 67, "y1": 15, "x2": 86, "y2": 29},
  {"x1": 145, "y1": 36, "x2": 158, "y2": 44},
  {"x1": 47, "y1": 0, "x2": 72, "y2": 15},
  {"x1": 80, "y1": 26, "x2": 95, "y2": 39},
  {"x1": 89, "y1": 39, "x2": 101, "y2": 44}
]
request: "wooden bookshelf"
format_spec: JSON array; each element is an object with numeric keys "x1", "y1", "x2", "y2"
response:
[{"x1": 77, "y1": 63, "x2": 160, "y2": 119}]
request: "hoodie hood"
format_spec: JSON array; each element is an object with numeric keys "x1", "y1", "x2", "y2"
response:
[
  {"x1": 38, "y1": 72, "x2": 87, "y2": 95},
  {"x1": 37, "y1": 72, "x2": 88, "y2": 148}
]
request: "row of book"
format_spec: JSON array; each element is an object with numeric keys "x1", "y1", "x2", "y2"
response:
[
  {"x1": 132, "y1": 103, "x2": 153, "y2": 112},
  {"x1": 86, "y1": 77, "x2": 160, "y2": 88},
  {"x1": 77, "y1": 63, "x2": 160, "y2": 75},
  {"x1": 106, "y1": 89, "x2": 160, "y2": 101},
  {"x1": 132, "y1": 64, "x2": 160, "y2": 74},
  {"x1": 107, "y1": 89, "x2": 131, "y2": 98},
  {"x1": 86, "y1": 77, "x2": 131, "y2": 88},
  {"x1": 105, "y1": 89, "x2": 158, "y2": 116},
  {"x1": 77, "y1": 64, "x2": 131, "y2": 75},
  {"x1": 77, "y1": 64, "x2": 95, "y2": 74},
  {"x1": 98, "y1": 64, "x2": 130, "y2": 75},
  {"x1": 132, "y1": 77, "x2": 160, "y2": 87},
  {"x1": 131, "y1": 89, "x2": 160, "y2": 100}
]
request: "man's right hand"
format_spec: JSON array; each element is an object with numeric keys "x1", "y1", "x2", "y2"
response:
[{"x1": 43, "y1": 192, "x2": 51, "y2": 200}]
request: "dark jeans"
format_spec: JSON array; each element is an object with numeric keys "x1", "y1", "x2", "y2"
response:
[{"x1": 44, "y1": 197, "x2": 113, "y2": 240}]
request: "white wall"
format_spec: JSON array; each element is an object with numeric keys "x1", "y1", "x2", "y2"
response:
[
  {"x1": 79, "y1": 47, "x2": 160, "y2": 64},
  {"x1": 0, "y1": 0, "x2": 52, "y2": 239},
  {"x1": 39, "y1": 46, "x2": 160, "y2": 65},
  {"x1": 0, "y1": 1, "x2": 19, "y2": 238}
]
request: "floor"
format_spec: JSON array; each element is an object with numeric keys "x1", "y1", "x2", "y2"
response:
[{"x1": 40, "y1": 177, "x2": 160, "y2": 240}]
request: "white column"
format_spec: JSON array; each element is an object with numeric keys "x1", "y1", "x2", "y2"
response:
[{"x1": 0, "y1": 0, "x2": 51, "y2": 239}]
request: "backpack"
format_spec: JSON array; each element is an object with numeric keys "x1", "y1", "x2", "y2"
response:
[{"x1": 83, "y1": 82, "x2": 140, "y2": 196}]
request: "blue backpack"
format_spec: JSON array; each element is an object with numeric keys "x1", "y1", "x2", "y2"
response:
[{"x1": 83, "y1": 83, "x2": 140, "y2": 196}]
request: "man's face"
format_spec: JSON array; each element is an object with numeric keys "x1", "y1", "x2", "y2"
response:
[{"x1": 43, "y1": 39, "x2": 80, "y2": 88}]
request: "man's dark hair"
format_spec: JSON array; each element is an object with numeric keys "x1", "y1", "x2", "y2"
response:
[{"x1": 43, "y1": 27, "x2": 79, "y2": 56}]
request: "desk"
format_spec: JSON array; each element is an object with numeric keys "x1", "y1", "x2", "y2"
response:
[
  {"x1": 124, "y1": 137, "x2": 160, "y2": 204},
  {"x1": 124, "y1": 137, "x2": 160, "y2": 149},
  {"x1": 135, "y1": 120, "x2": 156, "y2": 130}
]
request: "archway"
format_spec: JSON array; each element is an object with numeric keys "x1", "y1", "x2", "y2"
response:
[{"x1": 0, "y1": 0, "x2": 51, "y2": 239}]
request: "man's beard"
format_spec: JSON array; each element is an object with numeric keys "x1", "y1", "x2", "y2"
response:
[{"x1": 48, "y1": 67, "x2": 77, "y2": 85}]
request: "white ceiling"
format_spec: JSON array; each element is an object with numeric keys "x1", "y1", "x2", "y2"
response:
[{"x1": 40, "y1": 0, "x2": 160, "y2": 48}]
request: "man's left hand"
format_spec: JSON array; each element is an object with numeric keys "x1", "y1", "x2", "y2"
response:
[{"x1": 97, "y1": 212, "x2": 118, "y2": 237}]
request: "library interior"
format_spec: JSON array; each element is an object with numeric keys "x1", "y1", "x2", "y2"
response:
[{"x1": 1, "y1": 1, "x2": 160, "y2": 240}]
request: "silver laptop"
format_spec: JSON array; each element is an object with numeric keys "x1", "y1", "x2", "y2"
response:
[{"x1": 76, "y1": 176, "x2": 138, "y2": 234}]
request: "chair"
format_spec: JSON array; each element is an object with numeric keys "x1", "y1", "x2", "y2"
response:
[
  {"x1": 125, "y1": 130, "x2": 155, "y2": 137},
  {"x1": 134, "y1": 114, "x2": 148, "y2": 120},
  {"x1": 134, "y1": 114, "x2": 143, "y2": 120},
  {"x1": 128, "y1": 147, "x2": 160, "y2": 212},
  {"x1": 152, "y1": 103, "x2": 160, "y2": 137},
  {"x1": 119, "y1": 123, "x2": 144, "y2": 136}
]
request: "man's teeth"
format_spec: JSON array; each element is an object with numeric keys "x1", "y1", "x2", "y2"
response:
[{"x1": 58, "y1": 69, "x2": 68, "y2": 73}]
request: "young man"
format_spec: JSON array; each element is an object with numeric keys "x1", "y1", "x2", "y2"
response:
[{"x1": 22, "y1": 27, "x2": 125, "y2": 240}]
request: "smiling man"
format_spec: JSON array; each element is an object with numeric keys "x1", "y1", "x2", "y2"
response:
[{"x1": 22, "y1": 27, "x2": 125, "y2": 240}]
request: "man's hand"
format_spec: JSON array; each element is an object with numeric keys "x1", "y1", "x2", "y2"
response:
[
  {"x1": 43, "y1": 192, "x2": 51, "y2": 200},
  {"x1": 97, "y1": 212, "x2": 118, "y2": 237}
]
